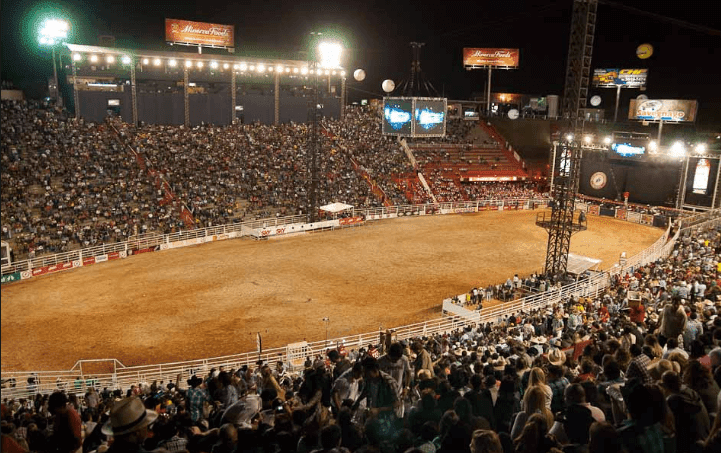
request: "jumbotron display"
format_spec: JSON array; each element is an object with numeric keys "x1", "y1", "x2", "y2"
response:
[{"x1": 382, "y1": 97, "x2": 447, "y2": 137}]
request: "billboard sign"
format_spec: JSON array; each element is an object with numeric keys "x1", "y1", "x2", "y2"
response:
[
  {"x1": 463, "y1": 48, "x2": 519, "y2": 68},
  {"x1": 593, "y1": 68, "x2": 648, "y2": 88},
  {"x1": 165, "y1": 18, "x2": 234, "y2": 48},
  {"x1": 628, "y1": 99, "x2": 698, "y2": 122}
]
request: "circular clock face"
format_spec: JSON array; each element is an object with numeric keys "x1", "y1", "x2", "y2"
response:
[{"x1": 590, "y1": 172, "x2": 607, "y2": 190}]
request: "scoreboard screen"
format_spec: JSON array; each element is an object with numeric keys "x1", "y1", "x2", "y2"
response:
[
  {"x1": 414, "y1": 98, "x2": 447, "y2": 137},
  {"x1": 382, "y1": 98, "x2": 413, "y2": 136},
  {"x1": 382, "y1": 97, "x2": 447, "y2": 137}
]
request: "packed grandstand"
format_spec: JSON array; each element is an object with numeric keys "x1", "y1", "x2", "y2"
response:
[{"x1": 2, "y1": 96, "x2": 721, "y2": 453}]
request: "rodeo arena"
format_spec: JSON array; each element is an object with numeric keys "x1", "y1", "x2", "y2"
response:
[{"x1": 2, "y1": 3, "x2": 721, "y2": 453}]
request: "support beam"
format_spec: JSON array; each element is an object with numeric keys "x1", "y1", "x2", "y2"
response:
[
  {"x1": 183, "y1": 67, "x2": 190, "y2": 127},
  {"x1": 72, "y1": 60, "x2": 80, "y2": 121},
  {"x1": 274, "y1": 71, "x2": 280, "y2": 125},
  {"x1": 231, "y1": 70, "x2": 236, "y2": 124},
  {"x1": 130, "y1": 61, "x2": 138, "y2": 126}
]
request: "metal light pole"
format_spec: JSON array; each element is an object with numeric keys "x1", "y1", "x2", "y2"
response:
[{"x1": 38, "y1": 18, "x2": 70, "y2": 105}]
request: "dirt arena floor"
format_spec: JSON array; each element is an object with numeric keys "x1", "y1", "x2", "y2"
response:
[{"x1": 1, "y1": 210, "x2": 663, "y2": 371}]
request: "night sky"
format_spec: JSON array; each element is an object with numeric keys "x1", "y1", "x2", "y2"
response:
[{"x1": 2, "y1": 0, "x2": 719, "y2": 127}]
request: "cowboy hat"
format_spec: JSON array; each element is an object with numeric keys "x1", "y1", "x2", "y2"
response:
[
  {"x1": 187, "y1": 375, "x2": 203, "y2": 388},
  {"x1": 547, "y1": 348, "x2": 566, "y2": 366},
  {"x1": 101, "y1": 397, "x2": 158, "y2": 436}
]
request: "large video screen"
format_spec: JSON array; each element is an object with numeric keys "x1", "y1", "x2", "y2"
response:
[
  {"x1": 382, "y1": 98, "x2": 413, "y2": 136},
  {"x1": 414, "y1": 98, "x2": 447, "y2": 137}
]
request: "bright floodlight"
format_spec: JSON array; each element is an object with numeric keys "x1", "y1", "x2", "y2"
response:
[
  {"x1": 223, "y1": 63, "x2": 229, "y2": 69},
  {"x1": 318, "y1": 42, "x2": 342, "y2": 69},
  {"x1": 670, "y1": 141, "x2": 686, "y2": 158},
  {"x1": 268, "y1": 66, "x2": 274, "y2": 72},
  {"x1": 106, "y1": 55, "x2": 115, "y2": 64},
  {"x1": 285, "y1": 67, "x2": 291, "y2": 73},
  {"x1": 309, "y1": 69, "x2": 315, "y2": 75},
  {"x1": 240, "y1": 63, "x2": 248, "y2": 71},
  {"x1": 603, "y1": 136, "x2": 612, "y2": 145},
  {"x1": 142, "y1": 58, "x2": 149, "y2": 65},
  {"x1": 325, "y1": 69, "x2": 330, "y2": 75},
  {"x1": 185, "y1": 60, "x2": 192, "y2": 68},
  {"x1": 153, "y1": 58, "x2": 161, "y2": 66},
  {"x1": 565, "y1": 133, "x2": 574, "y2": 142},
  {"x1": 210, "y1": 61, "x2": 218, "y2": 69},
  {"x1": 257, "y1": 64, "x2": 265, "y2": 72},
  {"x1": 168, "y1": 59, "x2": 177, "y2": 67},
  {"x1": 276, "y1": 65, "x2": 283, "y2": 73},
  {"x1": 584, "y1": 135, "x2": 592, "y2": 144},
  {"x1": 249, "y1": 65, "x2": 255, "y2": 71},
  {"x1": 340, "y1": 70, "x2": 346, "y2": 76},
  {"x1": 695, "y1": 143, "x2": 707, "y2": 154},
  {"x1": 648, "y1": 140, "x2": 658, "y2": 151},
  {"x1": 72, "y1": 53, "x2": 82, "y2": 62},
  {"x1": 90, "y1": 55, "x2": 99, "y2": 63},
  {"x1": 293, "y1": 68, "x2": 299, "y2": 74},
  {"x1": 301, "y1": 67, "x2": 309, "y2": 75},
  {"x1": 38, "y1": 18, "x2": 69, "y2": 45},
  {"x1": 196, "y1": 61, "x2": 203, "y2": 68}
]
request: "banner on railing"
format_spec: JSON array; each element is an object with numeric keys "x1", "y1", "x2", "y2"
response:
[
  {"x1": 31, "y1": 261, "x2": 75, "y2": 277},
  {"x1": 641, "y1": 214, "x2": 654, "y2": 225},
  {"x1": 615, "y1": 209, "x2": 628, "y2": 221},
  {"x1": 627, "y1": 211, "x2": 642, "y2": 224},
  {"x1": 130, "y1": 246, "x2": 159, "y2": 256},
  {"x1": 1, "y1": 272, "x2": 21, "y2": 285},
  {"x1": 339, "y1": 217, "x2": 364, "y2": 226},
  {"x1": 588, "y1": 205, "x2": 600, "y2": 216},
  {"x1": 575, "y1": 202, "x2": 588, "y2": 212},
  {"x1": 83, "y1": 256, "x2": 96, "y2": 266}
]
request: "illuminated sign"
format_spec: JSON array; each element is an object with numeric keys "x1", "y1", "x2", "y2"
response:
[
  {"x1": 467, "y1": 176, "x2": 519, "y2": 182},
  {"x1": 382, "y1": 97, "x2": 447, "y2": 137},
  {"x1": 593, "y1": 68, "x2": 648, "y2": 88},
  {"x1": 463, "y1": 48, "x2": 520, "y2": 68},
  {"x1": 165, "y1": 18, "x2": 234, "y2": 48},
  {"x1": 611, "y1": 143, "x2": 645, "y2": 157},
  {"x1": 628, "y1": 99, "x2": 698, "y2": 122},
  {"x1": 382, "y1": 98, "x2": 413, "y2": 136}
]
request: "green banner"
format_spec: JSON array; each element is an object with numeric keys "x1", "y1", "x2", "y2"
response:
[{"x1": 1, "y1": 272, "x2": 21, "y2": 285}]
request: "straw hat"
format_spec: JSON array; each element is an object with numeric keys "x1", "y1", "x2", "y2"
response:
[
  {"x1": 101, "y1": 397, "x2": 158, "y2": 436},
  {"x1": 547, "y1": 348, "x2": 566, "y2": 366}
]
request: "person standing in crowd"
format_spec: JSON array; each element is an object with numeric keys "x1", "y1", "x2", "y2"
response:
[{"x1": 48, "y1": 392, "x2": 82, "y2": 453}]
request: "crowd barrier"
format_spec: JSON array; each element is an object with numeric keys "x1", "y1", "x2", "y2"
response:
[{"x1": 2, "y1": 201, "x2": 719, "y2": 400}]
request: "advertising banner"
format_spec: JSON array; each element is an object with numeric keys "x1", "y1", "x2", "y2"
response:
[
  {"x1": 165, "y1": 18, "x2": 234, "y2": 48},
  {"x1": 1, "y1": 272, "x2": 21, "y2": 285},
  {"x1": 339, "y1": 217, "x2": 364, "y2": 226},
  {"x1": 627, "y1": 211, "x2": 642, "y2": 223},
  {"x1": 641, "y1": 214, "x2": 655, "y2": 225},
  {"x1": 588, "y1": 205, "x2": 600, "y2": 216},
  {"x1": 463, "y1": 48, "x2": 520, "y2": 68},
  {"x1": 615, "y1": 209, "x2": 628, "y2": 221},
  {"x1": 593, "y1": 68, "x2": 648, "y2": 88},
  {"x1": 31, "y1": 261, "x2": 74, "y2": 277},
  {"x1": 83, "y1": 256, "x2": 96, "y2": 266},
  {"x1": 628, "y1": 99, "x2": 698, "y2": 122}
]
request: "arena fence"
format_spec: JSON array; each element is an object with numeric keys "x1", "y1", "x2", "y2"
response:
[{"x1": 1, "y1": 201, "x2": 717, "y2": 400}]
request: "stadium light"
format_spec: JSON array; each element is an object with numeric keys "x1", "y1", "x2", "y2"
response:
[
  {"x1": 318, "y1": 41, "x2": 342, "y2": 69},
  {"x1": 90, "y1": 54, "x2": 99, "y2": 63},
  {"x1": 309, "y1": 69, "x2": 315, "y2": 75},
  {"x1": 38, "y1": 18, "x2": 69, "y2": 46},
  {"x1": 223, "y1": 63, "x2": 229, "y2": 69},
  {"x1": 565, "y1": 133, "x2": 574, "y2": 142},
  {"x1": 249, "y1": 65, "x2": 255, "y2": 71},
  {"x1": 210, "y1": 61, "x2": 218, "y2": 69},
  {"x1": 695, "y1": 143, "x2": 707, "y2": 154},
  {"x1": 142, "y1": 58, "x2": 149, "y2": 65},
  {"x1": 196, "y1": 61, "x2": 203, "y2": 68},
  {"x1": 285, "y1": 67, "x2": 290, "y2": 73},
  {"x1": 669, "y1": 141, "x2": 686, "y2": 158},
  {"x1": 324, "y1": 69, "x2": 330, "y2": 75},
  {"x1": 603, "y1": 136, "x2": 612, "y2": 145},
  {"x1": 584, "y1": 135, "x2": 592, "y2": 144},
  {"x1": 268, "y1": 66, "x2": 274, "y2": 72},
  {"x1": 293, "y1": 68, "x2": 299, "y2": 74},
  {"x1": 72, "y1": 53, "x2": 82, "y2": 62},
  {"x1": 240, "y1": 62, "x2": 248, "y2": 71},
  {"x1": 185, "y1": 60, "x2": 192, "y2": 68},
  {"x1": 153, "y1": 58, "x2": 161, "y2": 66},
  {"x1": 257, "y1": 64, "x2": 265, "y2": 72},
  {"x1": 168, "y1": 59, "x2": 177, "y2": 67},
  {"x1": 233, "y1": 64, "x2": 239, "y2": 70},
  {"x1": 301, "y1": 67, "x2": 308, "y2": 75},
  {"x1": 276, "y1": 65, "x2": 284, "y2": 73},
  {"x1": 106, "y1": 55, "x2": 115, "y2": 64},
  {"x1": 648, "y1": 140, "x2": 658, "y2": 151}
]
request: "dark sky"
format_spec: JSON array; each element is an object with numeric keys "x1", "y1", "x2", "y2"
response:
[{"x1": 2, "y1": 0, "x2": 719, "y2": 126}]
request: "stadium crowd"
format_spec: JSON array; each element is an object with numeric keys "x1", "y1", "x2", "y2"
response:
[
  {"x1": 1, "y1": 101, "x2": 541, "y2": 262},
  {"x1": 2, "y1": 220, "x2": 721, "y2": 453}
]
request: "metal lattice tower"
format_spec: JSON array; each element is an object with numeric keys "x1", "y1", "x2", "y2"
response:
[
  {"x1": 307, "y1": 63, "x2": 321, "y2": 223},
  {"x1": 540, "y1": 0, "x2": 597, "y2": 279},
  {"x1": 396, "y1": 42, "x2": 439, "y2": 97},
  {"x1": 561, "y1": 0, "x2": 597, "y2": 128}
]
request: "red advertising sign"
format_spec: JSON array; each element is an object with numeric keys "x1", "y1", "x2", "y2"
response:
[
  {"x1": 107, "y1": 251, "x2": 121, "y2": 261},
  {"x1": 463, "y1": 48, "x2": 520, "y2": 68},
  {"x1": 615, "y1": 209, "x2": 627, "y2": 221},
  {"x1": 165, "y1": 19, "x2": 234, "y2": 48},
  {"x1": 339, "y1": 217, "x2": 364, "y2": 226},
  {"x1": 588, "y1": 205, "x2": 600, "y2": 216},
  {"x1": 83, "y1": 256, "x2": 96, "y2": 266},
  {"x1": 31, "y1": 262, "x2": 74, "y2": 277}
]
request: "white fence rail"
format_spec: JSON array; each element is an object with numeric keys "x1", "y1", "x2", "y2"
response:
[{"x1": 2, "y1": 200, "x2": 714, "y2": 400}]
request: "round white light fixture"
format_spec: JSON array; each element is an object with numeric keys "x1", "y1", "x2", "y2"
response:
[
  {"x1": 240, "y1": 63, "x2": 248, "y2": 71},
  {"x1": 648, "y1": 140, "x2": 658, "y2": 151},
  {"x1": 584, "y1": 135, "x2": 593, "y2": 144},
  {"x1": 603, "y1": 136, "x2": 612, "y2": 145},
  {"x1": 90, "y1": 55, "x2": 99, "y2": 63},
  {"x1": 142, "y1": 58, "x2": 149, "y2": 65},
  {"x1": 382, "y1": 79, "x2": 395, "y2": 93},
  {"x1": 695, "y1": 143, "x2": 707, "y2": 154},
  {"x1": 168, "y1": 59, "x2": 177, "y2": 67},
  {"x1": 223, "y1": 63, "x2": 229, "y2": 69},
  {"x1": 670, "y1": 141, "x2": 686, "y2": 158},
  {"x1": 565, "y1": 133, "x2": 574, "y2": 142},
  {"x1": 185, "y1": 60, "x2": 192, "y2": 68},
  {"x1": 301, "y1": 67, "x2": 309, "y2": 75},
  {"x1": 257, "y1": 64, "x2": 265, "y2": 72},
  {"x1": 196, "y1": 61, "x2": 203, "y2": 68},
  {"x1": 153, "y1": 58, "x2": 161, "y2": 66},
  {"x1": 72, "y1": 53, "x2": 82, "y2": 62},
  {"x1": 210, "y1": 61, "x2": 218, "y2": 69},
  {"x1": 353, "y1": 69, "x2": 366, "y2": 81},
  {"x1": 106, "y1": 55, "x2": 115, "y2": 64}
]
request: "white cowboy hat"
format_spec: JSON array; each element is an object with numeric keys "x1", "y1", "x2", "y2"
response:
[
  {"x1": 547, "y1": 348, "x2": 566, "y2": 366},
  {"x1": 101, "y1": 397, "x2": 158, "y2": 436}
]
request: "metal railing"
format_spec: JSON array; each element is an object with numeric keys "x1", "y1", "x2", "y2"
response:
[{"x1": 2, "y1": 199, "x2": 714, "y2": 400}]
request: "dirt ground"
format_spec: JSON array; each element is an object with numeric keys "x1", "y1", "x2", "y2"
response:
[{"x1": 1, "y1": 210, "x2": 663, "y2": 371}]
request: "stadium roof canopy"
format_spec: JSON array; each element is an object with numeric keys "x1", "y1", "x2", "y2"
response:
[
  {"x1": 319, "y1": 202, "x2": 353, "y2": 213},
  {"x1": 65, "y1": 43, "x2": 311, "y2": 68},
  {"x1": 566, "y1": 253, "x2": 602, "y2": 275}
]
